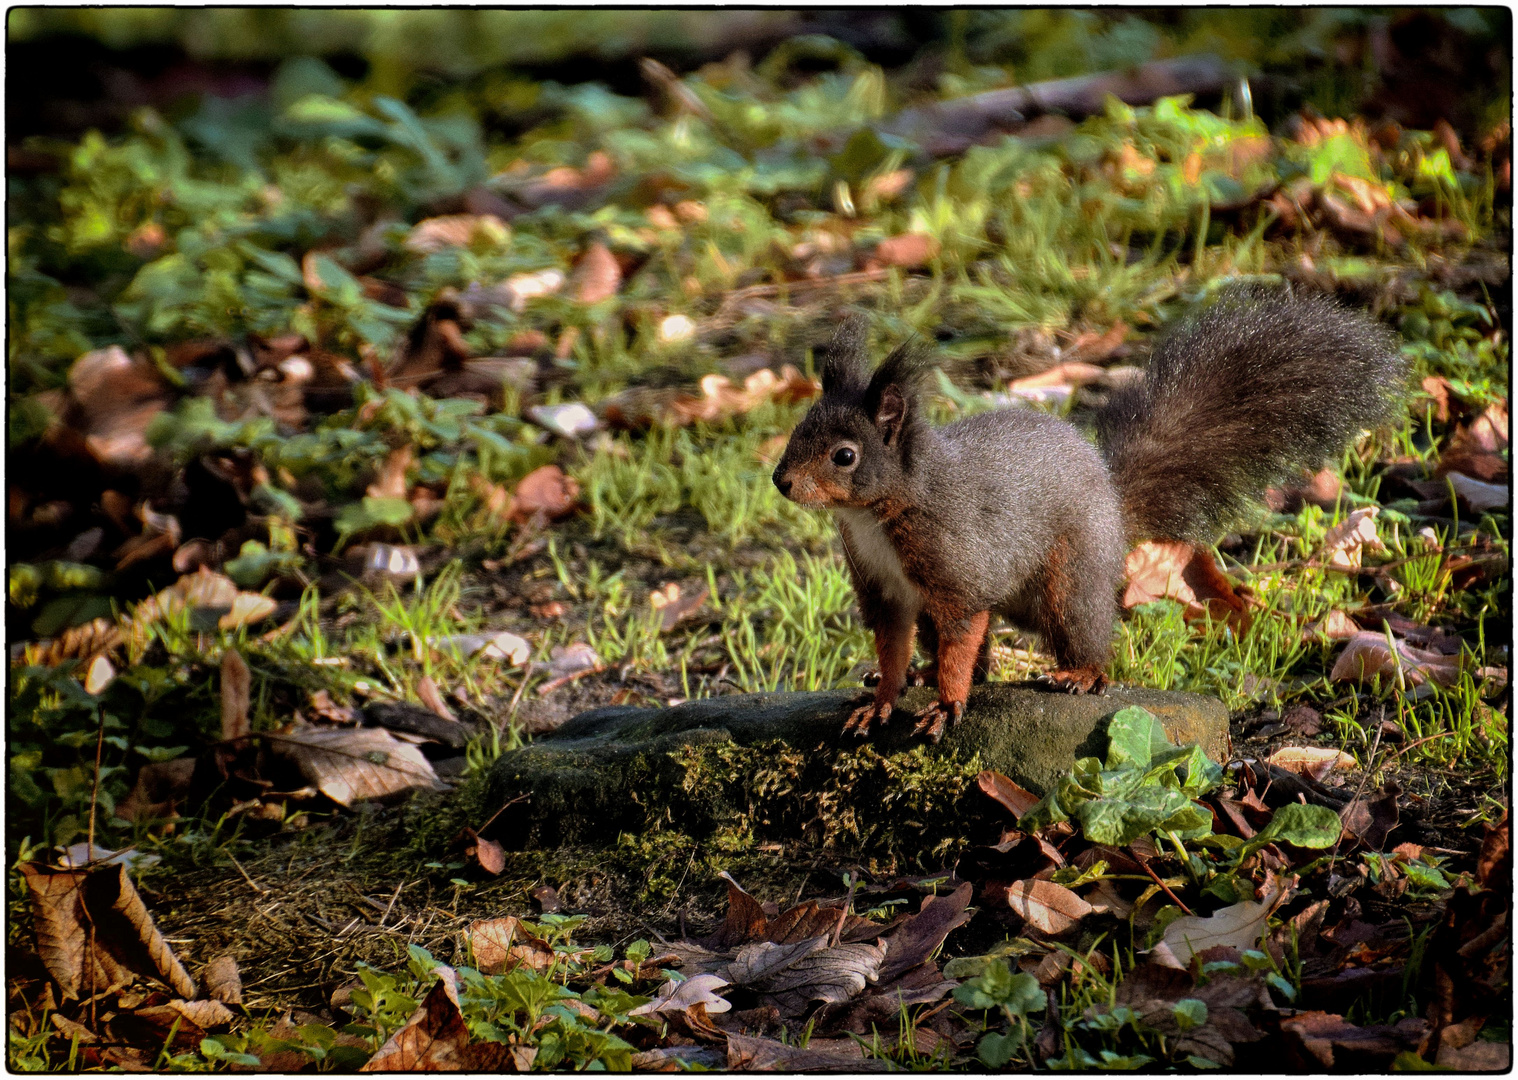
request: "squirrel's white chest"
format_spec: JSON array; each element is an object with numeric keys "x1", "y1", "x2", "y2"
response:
[{"x1": 834, "y1": 509, "x2": 920, "y2": 605}]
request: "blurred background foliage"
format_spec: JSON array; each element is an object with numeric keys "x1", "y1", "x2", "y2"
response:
[{"x1": 8, "y1": 7, "x2": 1511, "y2": 139}]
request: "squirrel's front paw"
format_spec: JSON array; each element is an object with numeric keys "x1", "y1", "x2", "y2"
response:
[
  {"x1": 1041, "y1": 668, "x2": 1108, "y2": 694},
  {"x1": 843, "y1": 699, "x2": 892, "y2": 738},
  {"x1": 911, "y1": 699, "x2": 963, "y2": 744}
]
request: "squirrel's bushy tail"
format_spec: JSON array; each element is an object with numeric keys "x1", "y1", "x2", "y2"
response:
[{"x1": 1096, "y1": 285, "x2": 1408, "y2": 542}]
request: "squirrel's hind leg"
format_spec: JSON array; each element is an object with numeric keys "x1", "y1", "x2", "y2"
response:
[{"x1": 1032, "y1": 532, "x2": 1117, "y2": 695}]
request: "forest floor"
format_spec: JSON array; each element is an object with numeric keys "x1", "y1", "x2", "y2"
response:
[{"x1": 6, "y1": 22, "x2": 1511, "y2": 1071}]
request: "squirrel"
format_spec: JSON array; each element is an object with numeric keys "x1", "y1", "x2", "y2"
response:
[{"x1": 772, "y1": 284, "x2": 1408, "y2": 742}]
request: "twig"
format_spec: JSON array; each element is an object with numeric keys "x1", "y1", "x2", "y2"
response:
[
  {"x1": 87, "y1": 705, "x2": 107, "y2": 863},
  {"x1": 1134, "y1": 855, "x2": 1193, "y2": 916},
  {"x1": 380, "y1": 879, "x2": 406, "y2": 928},
  {"x1": 476, "y1": 793, "x2": 531, "y2": 835},
  {"x1": 228, "y1": 853, "x2": 270, "y2": 895}
]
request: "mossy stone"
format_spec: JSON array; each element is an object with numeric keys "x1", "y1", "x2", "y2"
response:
[{"x1": 483, "y1": 683, "x2": 1229, "y2": 855}]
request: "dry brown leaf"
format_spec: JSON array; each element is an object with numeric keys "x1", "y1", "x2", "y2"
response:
[
  {"x1": 67, "y1": 345, "x2": 171, "y2": 469},
  {"x1": 878, "y1": 882, "x2": 973, "y2": 982},
  {"x1": 1339, "y1": 787, "x2": 1400, "y2": 850},
  {"x1": 1320, "y1": 507, "x2": 1387, "y2": 569},
  {"x1": 203, "y1": 954, "x2": 243, "y2": 1005},
  {"x1": 511, "y1": 465, "x2": 581, "y2": 523},
  {"x1": 536, "y1": 642, "x2": 604, "y2": 694},
  {"x1": 649, "y1": 583, "x2": 709, "y2": 632},
  {"x1": 977, "y1": 770, "x2": 1040, "y2": 821},
  {"x1": 50, "y1": 1012, "x2": 98, "y2": 1044},
  {"x1": 24, "y1": 617, "x2": 123, "y2": 668},
  {"x1": 1305, "y1": 610, "x2": 1362, "y2": 642},
  {"x1": 84, "y1": 655, "x2": 116, "y2": 695},
  {"x1": 1123, "y1": 541, "x2": 1250, "y2": 629},
  {"x1": 702, "y1": 875, "x2": 771, "y2": 949},
  {"x1": 1330, "y1": 631, "x2": 1463, "y2": 688},
  {"x1": 1443, "y1": 471, "x2": 1509, "y2": 512},
  {"x1": 469, "y1": 916, "x2": 555, "y2": 975},
  {"x1": 571, "y1": 241, "x2": 621, "y2": 304},
  {"x1": 114, "y1": 758, "x2": 195, "y2": 825},
  {"x1": 1265, "y1": 745, "x2": 1357, "y2": 781},
  {"x1": 757, "y1": 940, "x2": 886, "y2": 1016},
  {"x1": 1084, "y1": 879, "x2": 1134, "y2": 918},
  {"x1": 272, "y1": 726, "x2": 448, "y2": 806},
  {"x1": 1151, "y1": 885, "x2": 1287, "y2": 970},
  {"x1": 366, "y1": 444, "x2": 413, "y2": 501},
  {"x1": 629, "y1": 972, "x2": 733, "y2": 1015},
  {"x1": 220, "y1": 649, "x2": 251, "y2": 742},
  {"x1": 871, "y1": 232, "x2": 939, "y2": 269},
  {"x1": 168, "y1": 999, "x2": 235, "y2": 1029},
  {"x1": 726, "y1": 1032, "x2": 864, "y2": 1071},
  {"x1": 722, "y1": 938, "x2": 829, "y2": 987},
  {"x1": 126, "y1": 568, "x2": 271, "y2": 648},
  {"x1": 404, "y1": 214, "x2": 508, "y2": 255},
  {"x1": 462, "y1": 827, "x2": 505, "y2": 875},
  {"x1": 1006, "y1": 360, "x2": 1107, "y2": 394},
  {"x1": 415, "y1": 675, "x2": 459, "y2": 723},
  {"x1": 21, "y1": 865, "x2": 120, "y2": 1000},
  {"x1": 361, "y1": 978, "x2": 472, "y2": 1071},
  {"x1": 1281, "y1": 1011, "x2": 1431, "y2": 1069},
  {"x1": 84, "y1": 862, "x2": 199, "y2": 999},
  {"x1": 998, "y1": 878, "x2": 1091, "y2": 935}
]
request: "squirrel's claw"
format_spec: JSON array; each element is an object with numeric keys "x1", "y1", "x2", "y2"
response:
[
  {"x1": 912, "y1": 699, "x2": 964, "y2": 744},
  {"x1": 843, "y1": 699, "x2": 892, "y2": 738},
  {"x1": 862, "y1": 665, "x2": 935, "y2": 688},
  {"x1": 1041, "y1": 668, "x2": 1108, "y2": 694}
]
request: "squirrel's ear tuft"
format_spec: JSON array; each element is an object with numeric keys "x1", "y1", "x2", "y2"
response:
[
  {"x1": 819, "y1": 314, "x2": 870, "y2": 396},
  {"x1": 864, "y1": 340, "x2": 931, "y2": 446}
]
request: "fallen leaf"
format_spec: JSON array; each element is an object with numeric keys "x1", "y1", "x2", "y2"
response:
[
  {"x1": 1444, "y1": 471, "x2": 1509, "y2": 512},
  {"x1": 462, "y1": 827, "x2": 505, "y2": 875},
  {"x1": 1084, "y1": 879, "x2": 1134, "y2": 918},
  {"x1": 629, "y1": 973, "x2": 733, "y2": 1016},
  {"x1": 571, "y1": 241, "x2": 622, "y2": 304},
  {"x1": 55, "y1": 845, "x2": 159, "y2": 871},
  {"x1": 415, "y1": 675, "x2": 458, "y2": 723},
  {"x1": 84, "y1": 655, "x2": 116, "y2": 695},
  {"x1": 220, "y1": 649, "x2": 251, "y2": 741},
  {"x1": 83, "y1": 863, "x2": 199, "y2": 999},
  {"x1": 125, "y1": 568, "x2": 274, "y2": 648},
  {"x1": 1281, "y1": 1011, "x2": 1430, "y2": 1069},
  {"x1": 1305, "y1": 610, "x2": 1362, "y2": 642},
  {"x1": 527, "y1": 402, "x2": 600, "y2": 439},
  {"x1": 365, "y1": 445, "x2": 413, "y2": 501},
  {"x1": 878, "y1": 882, "x2": 973, "y2": 982},
  {"x1": 1151, "y1": 888, "x2": 1286, "y2": 970},
  {"x1": 756, "y1": 940, "x2": 886, "y2": 1017},
  {"x1": 404, "y1": 214, "x2": 509, "y2": 254},
  {"x1": 167, "y1": 999, "x2": 235, "y2": 1029},
  {"x1": 67, "y1": 345, "x2": 170, "y2": 468},
  {"x1": 203, "y1": 954, "x2": 243, "y2": 1005},
  {"x1": 649, "y1": 582, "x2": 708, "y2": 631},
  {"x1": 1108, "y1": 965, "x2": 1269, "y2": 1067},
  {"x1": 977, "y1": 770, "x2": 1040, "y2": 820},
  {"x1": 537, "y1": 642, "x2": 603, "y2": 694},
  {"x1": 997, "y1": 878, "x2": 1091, "y2": 935},
  {"x1": 361, "y1": 978, "x2": 472, "y2": 1071},
  {"x1": 1006, "y1": 360, "x2": 1108, "y2": 394},
  {"x1": 512, "y1": 464, "x2": 581, "y2": 523},
  {"x1": 272, "y1": 726, "x2": 448, "y2": 806},
  {"x1": 1339, "y1": 787, "x2": 1400, "y2": 850},
  {"x1": 722, "y1": 938, "x2": 829, "y2": 986},
  {"x1": 1330, "y1": 631, "x2": 1463, "y2": 687},
  {"x1": 871, "y1": 232, "x2": 939, "y2": 269},
  {"x1": 469, "y1": 916, "x2": 554, "y2": 975},
  {"x1": 49, "y1": 1013, "x2": 98, "y2": 1044},
  {"x1": 701, "y1": 875, "x2": 771, "y2": 949},
  {"x1": 22, "y1": 865, "x2": 125, "y2": 999},
  {"x1": 1438, "y1": 1040, "x2": 1511, "y2": 1071},
  {"x1": 1320, "y1": 507, "x2": 1386, "y2": 569},
  {"x1": 726, "y1": 1032, "x2": 864, "y2": 1071},
  {"x1": 1123, "y1": 541, "x2": 1251, "y2": 629},
  {"x1": 1281, "y1": 705, "x2": 1324, "y2": 737},
  {"x1": 114, "y1": 758, "x2": 196, "y2": 825},
  {"x1": 531, "y1": 885, "x2": 561, "y2": 913},
  {"x1": 1265, "y1": 746, "x2": 1357, "y2": 782}
]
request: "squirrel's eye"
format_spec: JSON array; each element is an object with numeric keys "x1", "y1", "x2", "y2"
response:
[{"x1": 831, "y1": 446, "x2": 857, "y2": 468}]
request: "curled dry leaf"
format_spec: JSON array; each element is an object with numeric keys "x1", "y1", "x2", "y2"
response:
[
  {"x1": 360, "y1": 977, "x2": 508, "y2": 1072},
  {"x1": 83, "y1": 863, "x2": 199, "y2": 999},
  {"x1": 114, "y1": 757, "x2": 196, "y2": 825},
  {"x1": 757, "y1": 940, "x2": 886, "y2": 1017},
  {"x1": 878, "y1": 882, "x2": 973, "y2": 983},
  {"x1": 527, "y1": 402, "x2": 600, "y2": 438},
  {"x1": 512, "y1": 464, "x2": 581, "y2": 523},
  {"x1": 1151, "y1": 884, "x2": 1288, "y2": 970},
  {"x1": 1444, "y1": 471, "x2": 1509, "y2": 512},
  {"x1": 271, "y1": 726, "x2": 448, "y2": 807},
  {"x1": 570, "y1": 241, "x2": 622, "y2": 304},
  {"x1": 1339, "y1": 787, "x2": 1400, "y2": 850},
  {"x1": 666, "y1": 365, "x2": 820, "y2": 427},
  {"x1": 537, "y1": 642, "x2": 603, "y2": 694},
  {"x1": 429, "y1": 630, "x2": 531, "y2": 665},
  {"x1": 650, "y1": 582, "x2": 709, "y2": 631},
  {"x1": 871, "y1": 232, "x2": 940, "y2": 269},
  {"x1": 629, "y1": 972, "x2": 733, "y2": 1016},
  {"x1": 404, "y1": 213, "x2": 509, "y2": 254},
  {"x1": 126, "y1": 568, "x2": 275, "y2": 648},
  {"x1": 1304, "y1": 609, "x2": 1362, "y2": 642},
  {"x1": 1280, "y1": 1011, "x2": 1431, "y2": 1070},
  {"x1": 1265, "y1": 746, "x2": 1357, "y2": 782},
  {"x1": 722, "y1": 938, "x2": 828, "y2": 987},
  {"x1": 468, "y1": 916, "x2": 554, "y2": 975},
  {"x1": 1123, "y1": 540, "x2": 1251, "y2": 629},
  {"x1": 21, "y1": 864, "x2": 127, "y2": 999},
  {"x1": 220, "y1": 649, "x2": 251, "y2": 741},
  {"x1": 1330, "y1": 631, "x2": 1463, "y2": 687},
  {"x1": 84, "y1": 654, "x2": 116, "y2": 695},
  {"x1": 167, "y1": 999, "x2": 235, "y2": 1029},
  {"x1": 977, "y1": 769, "x2": 1040, "y2": 820},
  {"x1": 462, "y1": 827, "x2": 506, "y2": 875},
  {"x1": 726, "y1": 1032, "x2": 864, "y2": 1072},
  {"x1": 995, "y1": 878, "x2": 1091, "y2": 935},
  {"x1": 415, "y1": 674, "x2": 458, "y2": 723},
  {"x1": 1320, "y1": 507, "x2": 1387, "y2": 569}
]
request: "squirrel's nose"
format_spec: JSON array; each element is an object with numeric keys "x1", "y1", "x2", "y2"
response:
[{"x1": 773, "y1": 472, "x2": 793, "y2": 496}]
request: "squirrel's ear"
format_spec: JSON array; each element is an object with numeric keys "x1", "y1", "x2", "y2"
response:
[
  {"x1": 820, "y1": 314, "x2": 869, "y2": 396},
  {"x1": 874, "y1": 384, "x2": 907, "y2": 445},
  {"x1": 864, "y1": 340, "x2": 927, "y2": 446}
]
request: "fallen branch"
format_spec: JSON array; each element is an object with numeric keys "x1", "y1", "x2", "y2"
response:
[{"x1": 882, "y1": 53, "x2": 1236, "y2": 156}]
